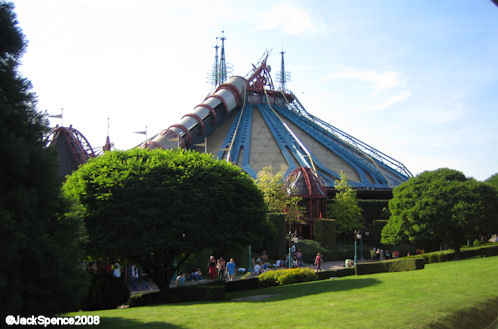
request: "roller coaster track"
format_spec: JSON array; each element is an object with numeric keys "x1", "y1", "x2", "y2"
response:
[{"x1": 285, "y1": 91, "x2": 413, "y2": 179}]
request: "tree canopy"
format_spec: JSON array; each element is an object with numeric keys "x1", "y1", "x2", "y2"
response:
[
  {"x1": 381, "y1": 168, "x2": 498, "y2": 256},
  {"x1": 485, "y1": 172, "x2": 498, "y2": 193},
  {"x1": 0, "y1": 1, "x2": 87, "y2": 316},
  {"x1": 63, "y1": 148, "x2": 268, "y2": 293},
  {"x1": 328, "y1": 171, "x2": 363, "y2": 236},
  {"x1": 255, "y1": 166, "x2": 304, "y2": 224}
]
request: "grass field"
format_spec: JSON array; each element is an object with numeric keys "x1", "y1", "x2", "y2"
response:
[{"x1": 70, "y1": 256, "x2": 498, "y2": 329}]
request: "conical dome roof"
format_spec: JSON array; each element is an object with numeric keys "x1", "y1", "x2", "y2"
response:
[{"x1": 146, "y1": 52, "x2": 411, "y2": 190}]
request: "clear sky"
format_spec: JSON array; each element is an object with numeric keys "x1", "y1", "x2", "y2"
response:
[{"x1": 12, "y1": 0, "x2": 498, "y2": 181}]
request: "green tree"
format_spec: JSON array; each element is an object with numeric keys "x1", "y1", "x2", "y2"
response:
[
  {"x1": 63, "y1": 148, "x2": 267, "y2": 294},
  {"x1": 381, "y1": 168, "x2": 498, "y2": 258},
  {"x1": 0, "y1": 1, "x2": 88, "y2": 316},
  {"x1": 328, "y1": 171, "x2": 363, "y2": 237},
  {"x1": 485, "y1": 172, "x2": 498, "y2": 192},
  {"x1": 255, "y1": 166, "x2": 304, "y2": 225}
]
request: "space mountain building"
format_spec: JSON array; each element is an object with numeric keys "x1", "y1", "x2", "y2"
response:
[{"x1": 143, "y1": 47, "x2": 412, "y2": 237}]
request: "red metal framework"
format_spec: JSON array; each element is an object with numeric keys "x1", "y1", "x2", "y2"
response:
[
  {"x1": 44, "y1": 126, "x2": 96, "y2": 165},
  {"x1": 285, "y1": 167, "x2": 328, "y2": 239},
  {"x1": 215, "y1": 83, "x2": 241, "y2": 104},
  {"x1": 246, "y1": 50, "x2": 275, "y2": 93},
  {"x1": 182, "y1": 113, "x2": 206, "y2": 134},
  {"x1": 159, "y1": 129, "x2": 186, "y2": 148},
  {"x1": 194, "y1": 104, "x2": 217, "y2": 123},
  {"x1": 144, "y1": 140, "x2": 164, "y2": 150},
  {"x1": 207, "y1": 94, "x2": 230, "y2": 114}
]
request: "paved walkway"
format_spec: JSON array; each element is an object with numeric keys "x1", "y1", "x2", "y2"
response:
[{"x1": 130, "y1": 259, "x2": 374, "y2": 294}]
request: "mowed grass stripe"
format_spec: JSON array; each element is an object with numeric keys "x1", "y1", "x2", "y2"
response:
[{"x1": 71, "y1": 256, "x2": 498, "y2": 329}]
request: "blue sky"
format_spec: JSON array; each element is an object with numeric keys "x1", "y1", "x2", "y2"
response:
[{"x1": 12, "y1": 0, "x2": 498, "y2": 180}]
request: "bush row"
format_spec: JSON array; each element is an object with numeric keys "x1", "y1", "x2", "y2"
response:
[
  {"x1": 315, "y1": 267, "x2": 355, "y2": 280},
  {"x1": 225, "y1": 277, "x2": 259, "y2": 292},
  {"x1": 356, "y1": 257, "x2": 425, "y2": 275},
  {"x1": 128, "y1": 256, "x2": 429, "y2": 308},
  {"x1": 419, "y1": 244, "x2": 498, "y2": 264},
  {"x1": 258, "y1": 268, "x2": 318, "y2": 287},
  {"x1": 129, "y1": 284, "x2": 225, "y2": 307}
]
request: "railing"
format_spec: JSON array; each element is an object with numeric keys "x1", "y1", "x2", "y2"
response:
[{"x1": 286, "y1": 91, "x2": 413, "y2": 179}]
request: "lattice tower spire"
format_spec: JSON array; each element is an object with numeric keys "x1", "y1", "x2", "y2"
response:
[{"x1": 276, "y1": 50, "x2": 291, "y2": 91}]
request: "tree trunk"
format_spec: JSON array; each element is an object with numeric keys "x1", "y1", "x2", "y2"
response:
[
  {"x1": 146, "y1": 252, "x2": 192, "y2": 299},
  {"x1": 148, "y1": 265, "x2": 171, "y2": 298}
]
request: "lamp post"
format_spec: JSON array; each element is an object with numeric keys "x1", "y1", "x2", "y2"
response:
[
  {"x1": 360, "y1": 232, "x2": 364, "y2": 260},
  {"x1": 354, "y1": 230, "x2": 362, "y2": 266},
  {"x1": 248, "y1": 245, "x2": 253, "y2": 273}
]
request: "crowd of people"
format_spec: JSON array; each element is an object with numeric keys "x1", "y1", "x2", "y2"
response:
[
  {"x1": 251, "y1": 244, "x2": 308, "y2": 275},
  {"x1": 206, "y1": 256, "x2": 238, "y2": 281},
  {"x1": 87, "y1": 244, "x2": 419, "y2": 291},
  {"x1": 372, "y1": 247, "x2": 402, "y2": 260},
  {"x1": 177, "y1": 256, "x2": 241, "y2": 286}
]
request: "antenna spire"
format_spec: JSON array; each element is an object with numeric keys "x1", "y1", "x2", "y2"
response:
[
  {"x1": 214, "y1": 38, "x2": 219, "y2": 87},
  {"x1": 219, "y1": 30, "x2": 227, "y2": 84},
  {"x1": 276, "y1": 50, "x2": 291, "y2": 91},
  {"x1": 208, "y1": 31, "x2": 232, "y2": 89},
  {"x1": 103, "y1": 117, "x2": 112, "y2": 152}
]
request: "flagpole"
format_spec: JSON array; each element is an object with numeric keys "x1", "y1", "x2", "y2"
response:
[{"x1": 133, "y1": 128, "x2": 148, "y2": 146}]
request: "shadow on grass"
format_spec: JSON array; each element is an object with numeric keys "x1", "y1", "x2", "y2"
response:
[
  {"x1": 424, "y1": 297, "x2": 498, "y2": 329},
  {"x1": 98, "y1": 316, "x2": 188, "y2": 329},
  {"x1": 119, "y1": 277, "x2": 381, "y2": 310},
  {"x1": 226, "y1": 277, "x2": 381, "y2": 303}
]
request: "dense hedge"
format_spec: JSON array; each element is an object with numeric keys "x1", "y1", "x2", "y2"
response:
[
  {"x1": 358, "y1": 199, "x2": 389, "y2": 222},
  {"x1": 128, "y1": 291, "x2": 162, "y2": 307},
  {"x1": 80, "y1": 274, "x2": 130, "y2": 311},
  {"x1": 225, "y1": 277, "x2": 259, "y2": 292},
  {"x1": 129, "y1": 284, "x2": 225, "y2": 307},
  {"x1": 295, "y1": 239, "x2": 329, "y2": 263},
  {"x1": 314, "y1": 219, "x2": 336, "y2": 249},
  {"x1": 372, "y1": 220, "x2": 388, "y2": 246},
  {"x1": 296, "y1": 239, "x2": 358, "y2": 262},
  {"x1": 266, "y1": 213, "x2": 288, "y2": 258},
  {"x1": 165, "y1": 285, "x2": 225, "y2": 302},
  {"x1": 356, "y1": 257, "x2": 425, "y2": 275},
  {"x1": 315, "y1": 267, "x2": 355, "y2": 280},
  {"x1": 258, "y1": 268, "x2": 318, "y2": 287},
  {"x1": 419, "y1": 244, "x2": 498, "y2": 264}
]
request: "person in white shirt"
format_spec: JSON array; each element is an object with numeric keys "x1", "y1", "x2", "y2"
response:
[
  {"x1": 113, "y1": 263, "x2": 121, "y2": 278},
  {"x1": 254, "y1": 263, "x2": 262, "y2": 275}
]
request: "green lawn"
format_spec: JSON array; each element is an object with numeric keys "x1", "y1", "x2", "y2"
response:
[{"x1": 70, "y1": 256, "x2": 498, "y2": 329}]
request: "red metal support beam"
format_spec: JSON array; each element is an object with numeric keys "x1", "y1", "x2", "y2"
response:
[
  {"x1": 166, "y1": 124, "x2": 192, "y2": 145},
  {"x1": 181, "y1": 113, "x2": 206, "y2": 134},
  {"x1": 216, "y1": 83, "x2": 241, "y2": 105},
  {"x1": 194, "y1": 104, "x2": 217, "y2": 123},
  {"x1": 208, "y1": 94, "x2": 230, "y2": 114}
]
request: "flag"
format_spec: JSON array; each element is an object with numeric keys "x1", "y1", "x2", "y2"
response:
[
  {"x1": 134, "y1": 131, "x2": 147, "y2": 135},
  {"x1": 49, "y1": 113, "x2": 62, "y2": 118}
]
